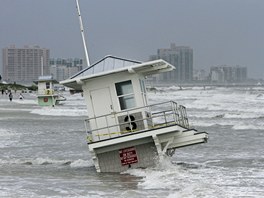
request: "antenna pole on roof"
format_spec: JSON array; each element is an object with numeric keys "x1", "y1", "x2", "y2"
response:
[{"x1": 75, "y1": 0, "x2": 90, "y2": 67}]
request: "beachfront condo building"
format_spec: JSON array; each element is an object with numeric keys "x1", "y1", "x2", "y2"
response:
[
  {"x1": 149, "y1": 43, "x2": 193, "y2": 84},
  {"x1": 2, "y1": 45, "x2": 50, "y2": 84},
  {"x1": 49, "y1": 58, "x2": 84, "y2": 81}
]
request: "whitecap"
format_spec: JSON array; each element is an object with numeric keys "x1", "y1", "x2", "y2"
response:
[
  {"x1": 30, "y1": 107, "x2": 88, "y2": 117},
  {"x1": 232, "y1": 123, "x2": 264, "y2": 130},
  {"x1": 13, "y1": 99, "x2": 38, "y2": 105},
  {"x1": 223, "y1": 112, "x2": 264, "y2": 119},
  {"x1": 0, "y1": 157, "x2": 94, "y2": 168},
  {"x1": 70, "y1": 159, "x2": 94, "y2": 168},
  {"x1": 0, "y1": 129, "x2": 20, "y2": 148}
]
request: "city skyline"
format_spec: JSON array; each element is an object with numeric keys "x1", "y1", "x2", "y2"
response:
[{"x1": 1, "y1": 0, "x2": 264, "y2": 79}]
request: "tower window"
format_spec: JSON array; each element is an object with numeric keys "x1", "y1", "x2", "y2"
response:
[{"x1": 115, "y1": 80, "x2": 135, "y2": 110}]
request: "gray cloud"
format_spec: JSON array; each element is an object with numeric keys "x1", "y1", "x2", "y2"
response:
[{"x1": 1, "y1": 0, "x2": 263, "y2": 78}]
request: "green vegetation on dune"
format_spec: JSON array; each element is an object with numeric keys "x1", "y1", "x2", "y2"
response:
[{"x1": 0, "y1": 82, "x2": 37, "y2": 91}]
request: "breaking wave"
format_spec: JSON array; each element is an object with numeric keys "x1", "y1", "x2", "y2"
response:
[
  {"x1": 125, "y1": 157, "x2": 227, "y2": 197},
  {"x1": 0, "y1": 157, "x2": 93, "y2": 167},
  {"x1": 232, "y1": 123, "x2": 264, "y2": 130},
  {"x1": 191, "y1": 118, "x2": 263, "y2": 130},
  {"x1": 30, "y1": 107, "x2": 88, "y2": 117}
]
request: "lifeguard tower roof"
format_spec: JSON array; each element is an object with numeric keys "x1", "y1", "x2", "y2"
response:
[
  {"x1": 38, "y1": 75, "x2": 53, "y2": 81},
  {"x1": 35, "y1": 75, "x2": 58, "y2": 84},
  {"x1": 60, "y1": 55, "x2": 174, "y2": 90}
]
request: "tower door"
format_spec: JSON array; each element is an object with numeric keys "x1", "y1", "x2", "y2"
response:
[
  {"x1": 90, "y1": 87, "x2": 117, "y2": 140},
  {"x1": 90, "y1": 87, "x2": 113, "y2": 117}
]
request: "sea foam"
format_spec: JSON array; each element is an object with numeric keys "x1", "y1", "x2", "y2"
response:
[{"x1": 30, "y1": 107, "x2": 88, "y2": 117}]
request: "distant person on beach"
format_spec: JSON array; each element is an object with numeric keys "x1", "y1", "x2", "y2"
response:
[
  {"x1": 19, "y1": 93, "x2": 24, "y2": 100},
  {"x1": 9, "y1": 92, "x2": 13, "y2": 101},
  {"x1": 1, "y1": 89, "x2": 4, "y2": 95}
]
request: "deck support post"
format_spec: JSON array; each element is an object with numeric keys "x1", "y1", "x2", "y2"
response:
[
  {"x1": 152, "y1": 135, "x2": 164, "y2": 161},
  {"x1": 90, "y1": 149, "x2": 100, "y2": 172},
  {"x1": 162, "y1": 138, "x2": 174, "y2": 155}
]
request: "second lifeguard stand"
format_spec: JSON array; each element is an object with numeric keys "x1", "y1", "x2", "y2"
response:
[{"x1": 37, "y1": 75, "x2": 65, "y2": 106}]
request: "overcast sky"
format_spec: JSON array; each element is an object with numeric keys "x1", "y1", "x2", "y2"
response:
[{"x1": 0, "y1": 0, "x2": 263, "y2": 79}]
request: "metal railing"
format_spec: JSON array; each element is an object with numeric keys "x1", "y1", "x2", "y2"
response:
[{"x1": 84, "y1": 101, "x2": 189, "y2": 143}]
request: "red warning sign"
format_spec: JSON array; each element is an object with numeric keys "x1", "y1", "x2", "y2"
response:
[
  {"x1": 43, "y1": 97, "x2": 48, "y2": 102},
  {"x1": 119, "y1": 147, "x2": 138, "y2": 166}
]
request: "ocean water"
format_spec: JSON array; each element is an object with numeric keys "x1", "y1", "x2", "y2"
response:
[{"x1": 0, "y1": 86, "x2": 263, "y2": 198}]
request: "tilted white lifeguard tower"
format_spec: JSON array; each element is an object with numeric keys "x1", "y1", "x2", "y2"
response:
[
  {"x1": 61, "y1": 55, "x2": 208, "y2": 172},
  {"x1": 36, "y1": 75, "x2": 66, "y2": 106}
]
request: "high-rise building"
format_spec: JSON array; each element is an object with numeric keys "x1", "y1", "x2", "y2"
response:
[
  {"x1": 2, "y1": 45, "x2": 50, "y2": 84},
  {"x1": 209, "y1": 65, "x2": 247, "y2": 83},
  {"x1": 150, "y1": 43, "x2": 193, "y2": 83},
  {"x1": 50, "y1": 58, "x2": 83, "y2": 81},
  {"x1": 193, "y1": 69, "x2": 208, "y2": 81}
]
